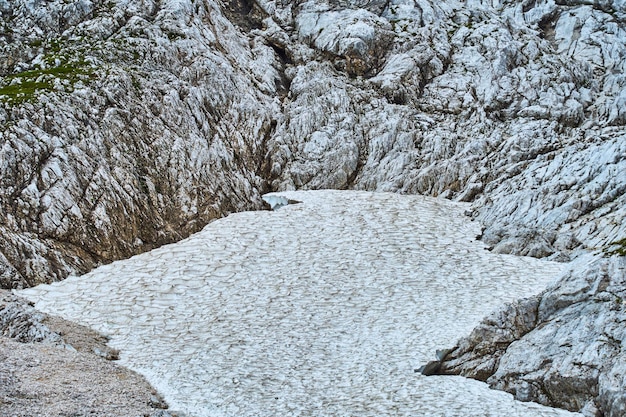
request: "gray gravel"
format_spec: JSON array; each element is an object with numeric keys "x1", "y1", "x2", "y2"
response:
[{"x1": 0, "y1": 290, "x2": 175, "y2": 417}]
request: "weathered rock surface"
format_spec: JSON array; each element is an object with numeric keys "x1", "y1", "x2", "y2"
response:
[
  {"x1": 1, "y1": 0, "x2": 625, "y2": 414},
  {"x1": 263, "y1": 0, "x2": 626, "y2": 262},
  {"x1": 435, "y1": 254, "x2": 626, "y2": 416},
  {"x1": 1, "y1": 290, "x2": 64, "y2": 344},
  {"x1": 1, "y1": 0, "x2": 625, "y2": 287},
  {"x1": 0, "y1": 0, "x2": 279, "y2": 288}
]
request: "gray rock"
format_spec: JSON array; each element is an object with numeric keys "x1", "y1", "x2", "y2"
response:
[
  {"x1": 1, "y1": 0, "x2": 626, "y2": 414},
  {"x1": 416, "y1": 360, "x2": 441, "y2": 376},
  {"x1": 0, "y1": 290, "x2": 64, "y2": 344},
  {"x1": 93, "y1": 345, "x2": 120, "y2": 360},
  {"x1": 2, "y1": 0, "x2": 625, "y2": 288},
  {"x1": 1, "y1": 0, "x2": 278, "y2": 288},
  {"x1": 436, "y1": 255, "x2": 626, "y2": 416}
]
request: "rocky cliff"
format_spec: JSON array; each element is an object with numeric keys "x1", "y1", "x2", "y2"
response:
[
  {"x1": 1, "y1": 0, "x2": 625, "y2": 414},
  {"x1": 2, "y1": 0, "x2": 625, "y2": 288},
  {"x1": 0, "y1": 0, "x2": 278, "y2": 288},
  {"x1": 433, "y1": 253, "x2": 626, "y2": 416}
]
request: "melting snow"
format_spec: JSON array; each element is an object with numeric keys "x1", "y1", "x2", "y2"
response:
[{"x1": 19, "y1": 190, "x2": 581, "y2": 417}]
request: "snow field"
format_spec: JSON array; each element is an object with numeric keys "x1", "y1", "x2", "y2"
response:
[{"x1": 19, "y1": 190, "x2": 581, "y2": 416}]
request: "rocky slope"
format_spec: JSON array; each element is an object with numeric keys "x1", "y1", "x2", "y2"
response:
[
  {"x1": 431, "y1": 253, "x2": 626, "y2": 416},
  {"x1": 2, "y1": 0, "x2": 625, "y2": 287},
  {"x1": 0, "y1": 0, "x2": 278, "y2": 288},
  {"x1": 0, "y1": 290, "x2": 174, "y2": 416},
  {"x1": 0, "y1": 0, "x2": 625, "y2": 414}
]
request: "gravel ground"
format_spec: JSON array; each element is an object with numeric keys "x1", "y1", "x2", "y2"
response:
[{"x1": 0, "y1": 290, "x2": 175, "y2": 417}]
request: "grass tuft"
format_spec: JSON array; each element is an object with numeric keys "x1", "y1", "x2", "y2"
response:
[
  {"x1": 0, "y1": 62, "x2": 96, "y2": 105},
  {"x1": 603, "y1": 238, "x2": 626, "y2": 257}
]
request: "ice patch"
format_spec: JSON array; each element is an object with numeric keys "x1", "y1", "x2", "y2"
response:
[{"x1": 262, "y1": 194, "x2": 300, "y2": 210}]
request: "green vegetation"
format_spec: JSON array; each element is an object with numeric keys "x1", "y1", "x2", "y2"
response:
[
  {"x1": 0, "y1": 62, "x2": 95, "y2": 105},
  {"x1": 28, "y1": 39, "x2": 44, "y2": 48},
  {"x1": 6, "y1": 63, "x2": 92, "y2": 79},
  {"x1": 0, "y1": 80, "x2": 52, "y2": 101},
  {"x1": 0, "y1": 37, "x2": 97, "y2": 105},
  {"x1": 603, "y1": 238, "x2": 626, "y2": 257}
]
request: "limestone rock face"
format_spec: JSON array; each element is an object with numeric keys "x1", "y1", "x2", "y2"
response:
[
  {"x1": 2, "y1": 0, "x2": 624, "y2": 287},
  {"x1": 262, "y1": 0, "x2": 626, "y2": 261},
  {"x1": 0, "y1": 290, "x2": 64, "y2": 345},
  {"x1": 1, "y1": 0, "x2": 625, "y2": 412},
  {"x1": 437, "y1": 255, "x2": 626, "y2": 416},
  {"x1": 0, "y1": 0, "x2": 279, "y2": 287}
]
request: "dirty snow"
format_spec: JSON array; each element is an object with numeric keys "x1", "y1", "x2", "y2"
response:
[{"x1": 18, "y1": 190, "x2": 580, "y2": 417}]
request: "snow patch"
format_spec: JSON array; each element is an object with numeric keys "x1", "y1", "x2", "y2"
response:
[{"x1": 19, "y1": 191, "x2": 579, "y2": 417}]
